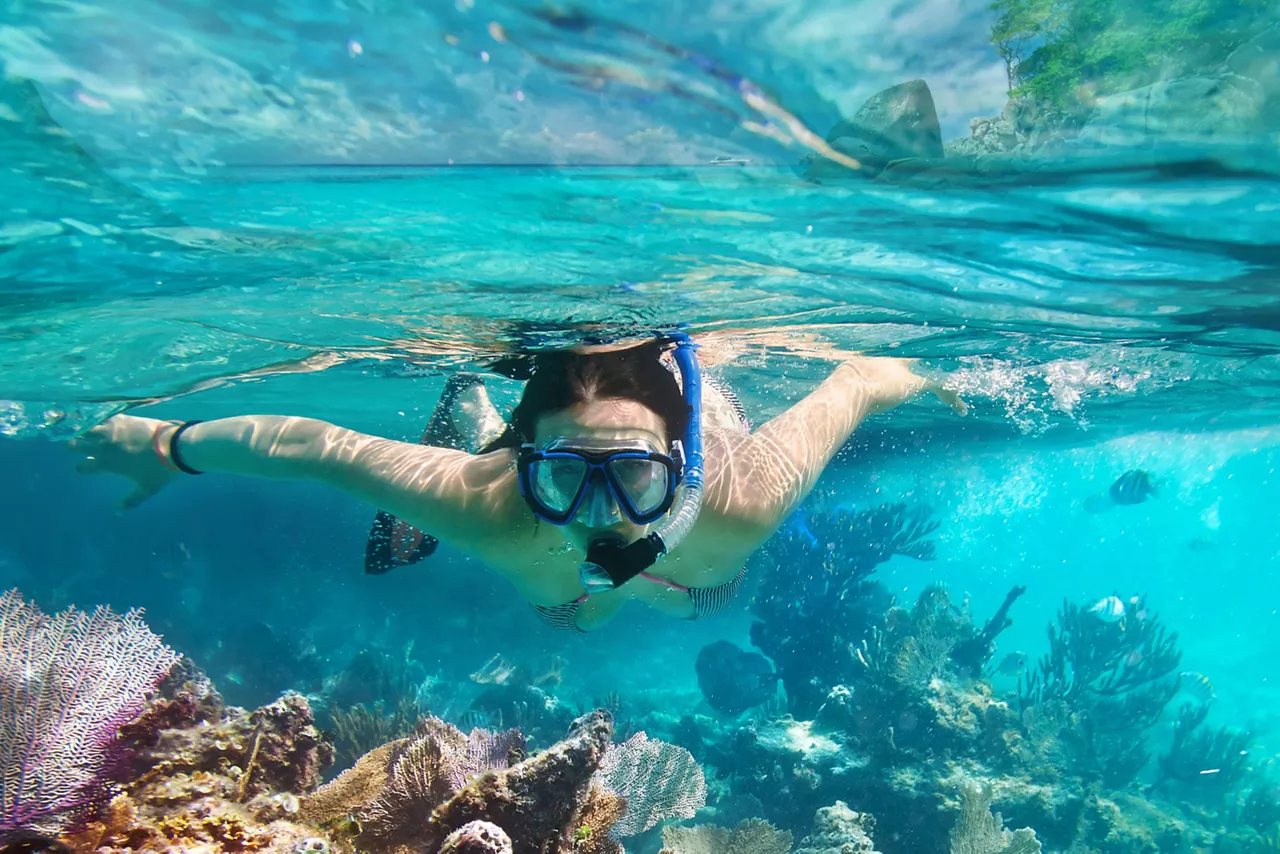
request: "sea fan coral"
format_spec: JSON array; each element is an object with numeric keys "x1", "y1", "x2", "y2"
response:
[
  {"x1": 0, "y1": 589, "x2": 180, "y2": 838},
  {"x1": 659, "y1": 818, "x2": 792, "y2": 854},
  {"x1": 948, "y1": 782, "x2": 1040, "y2": 854},
  {"x1": 594, "y1": 731, "x2": 707, "y2": 837}
]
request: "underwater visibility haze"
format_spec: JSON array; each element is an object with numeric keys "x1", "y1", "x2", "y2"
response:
[{"x1": 3, "y1": 0, "x2": 1280, "y2": 851}]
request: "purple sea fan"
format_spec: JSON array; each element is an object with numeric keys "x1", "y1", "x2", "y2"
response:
[{"x1": 0, "y1": 588, "x2": 180, "y2": 838}]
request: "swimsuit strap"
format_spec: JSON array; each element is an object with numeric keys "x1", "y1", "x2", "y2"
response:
[
  {"x1": 686, "y1": 565, "x2": 750, "y2": 619},
  {"x1": 637, "y1": 571, "x2": 689, "y2": 592},
  {"x1": 532, "y1": 567, "x2": 748, "y2": 630},
  {"x1": 532, "y1": 596, "x2": 588, "y2": 632}
]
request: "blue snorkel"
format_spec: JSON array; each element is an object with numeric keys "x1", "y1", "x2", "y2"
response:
[{"x1": 578, "y1": 332, "x2": 705, "y2": 594}]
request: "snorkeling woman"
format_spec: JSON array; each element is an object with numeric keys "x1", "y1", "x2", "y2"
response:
[{"x1": 70, "y1": 336, "x2": 964, "y2": 631}]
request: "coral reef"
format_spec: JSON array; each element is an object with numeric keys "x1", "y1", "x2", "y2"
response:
[
  {"x1": 438, "y1": 821, "x2": 513, "y2": 854},
  {"x1": 24, "y1": 674, "x2": 701, "y2": 854},
  {"x1": 0, "y1": 589, "x2": 180, "y2": 839},
  {"x1": 749, "y1": 504, "x2": 937, "y2": 717},
  {"x1": 595, "y1": 731, "x2": 708, "y2": 837},
  {"x1": 126, "y1": 692, "x2": 334, "y2": 801},
  {"x1": 464, "y1": 654, "x2": 577, "y2": 747},
  {"x1": 55, "y1": 689, "x2": 336, "y2": 854},
  {"x1": 947, "y1": 783, "x2": 1040, "y2": 854},
  {"x1": 1152, "y1": 702, "x2": 1254, "y2": 801},
  {"x1": 672, "y1": 577, "x2": 1269, "y2": 854},
  {"x1": 323, "y1": 647, "x2": 429, "y2": 712},
  {"x1": 952, "y1": 587, "x2": 1027, "y2": 678},
  {"x1": 301, "y1": 716, "x2": 525, "y2": 848},
  {"x1": 1018, "y1": 596, "x2": 1182, "y2": 788},
  {"x1": 328, "y1": 698, "x2": 425, "y2": 770},
  {"x1": 794, "y1": 802, "x2": 880, "y2": 854},
  {"x1": 658, "y1": 818, "x2": 793, "y2": 854},
  {"x1": 303, "y1": 710, "x2": 704, "y2": 854}
]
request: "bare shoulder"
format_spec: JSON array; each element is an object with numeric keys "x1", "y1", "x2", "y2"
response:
[{"x1": 694, "y1": 429, "x2": 785, "y2": 552}]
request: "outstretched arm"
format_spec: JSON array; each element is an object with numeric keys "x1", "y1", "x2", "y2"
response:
[
  {"x1": 703, "y1": 358, "x2": 964, "y2": 541},
  {"x1": 70, "y1": 414, "x2": 527, "y2": 554}
]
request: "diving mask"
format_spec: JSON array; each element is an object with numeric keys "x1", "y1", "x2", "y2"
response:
[{"x1": 517, "y1": 437, "x2": 683, "y2": 526}]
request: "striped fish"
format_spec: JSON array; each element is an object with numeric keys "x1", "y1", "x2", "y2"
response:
[
  {"x1": 1178, "y1": 671, "x2": 1216, "y2": 704},
  {"x1": 1110, "y1": 469, "x2": 1157, "y2": 505}
]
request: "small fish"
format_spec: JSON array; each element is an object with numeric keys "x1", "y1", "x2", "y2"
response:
[
  {"x1": 995, "y1": 652, "x2": 1027, "y2": 676},
  {"x1": 1125, "y1": 648, "x2": 1144, "y2": 668},
  {"x1": 456, "y1": 709, "x2": 490, "y2": 732},
  {"x1": 1109, "y1": 470, "x2": 1157, "y2": 505},
  {"x1": 1088, "y1": 596, "x2": 1127, "y2": 623},
  {"x1": 1188, "y1": 536, "x2": 1219, "y2": 553},
  {"x1": 1178, "y1": 671, "x2": 1216, "y2": 704}
]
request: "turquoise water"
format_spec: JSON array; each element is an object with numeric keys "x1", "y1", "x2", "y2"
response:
[{"x1": 5, "y1": 1, "x2": 1280, "y2": 851}]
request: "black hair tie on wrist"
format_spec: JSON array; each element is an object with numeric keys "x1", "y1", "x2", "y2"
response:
[{"x1": 168, "y1": 420, "x2": 205, "y2": 475}]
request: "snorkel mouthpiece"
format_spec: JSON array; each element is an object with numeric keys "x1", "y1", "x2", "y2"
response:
[
  {"x1": 576, "y1": 332, "x2": 705, "y2": 593},
  {"x1": 580, "y1": 535, "x2": 665, "y2": 593}
]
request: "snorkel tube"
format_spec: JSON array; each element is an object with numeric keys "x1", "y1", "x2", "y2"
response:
[{"x1": 578, "y1": 332, "x2": 705, "y2": 594}]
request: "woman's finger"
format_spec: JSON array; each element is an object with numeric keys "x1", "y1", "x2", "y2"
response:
[
  {"x1": 934, "y1": 386, "x2": 968, "y2": 416},
  {"x1": 116, "y1": 484, "x2": 156, "y2": 512}
]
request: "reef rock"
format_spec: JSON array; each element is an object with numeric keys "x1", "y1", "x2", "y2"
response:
[
  {"x1": 61, "y1": 692, "x2": 337, "y2": 854},
  {"x1": 431, "y1": 711, "x2": 613, "y2": 854},
  {"x1": 943, "y1": 96, "x2": 1081, "y2": 160},
  {"x1": 804, "y1": 80, "x2": 943, "y2": 179},
  {"x1": 794, "y1": 801, "x2": 881, "y2": 854},
  {"x1": 298, "y1": 709, "x2": 700, "y2": 854},
  {"x1": 129, "y1": 692, "x2": 333, "y2": 801}
]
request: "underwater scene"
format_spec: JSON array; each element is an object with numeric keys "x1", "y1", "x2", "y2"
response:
[{"x1": 4, "y1": 0, "x2": 1280, "y2": 852}]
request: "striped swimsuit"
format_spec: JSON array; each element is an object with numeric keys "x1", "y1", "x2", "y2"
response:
[{"x1": 533, "y1": 373, "x2": 751, "y2": 631}]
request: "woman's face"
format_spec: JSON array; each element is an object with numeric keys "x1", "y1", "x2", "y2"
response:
[{"x1": 533, "y1": 398, "x2": 668, "y2": 553}]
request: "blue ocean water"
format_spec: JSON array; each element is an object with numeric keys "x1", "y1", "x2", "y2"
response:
[{"x1": 4, "y1": 0, "x2": 1280, "y2": 850}]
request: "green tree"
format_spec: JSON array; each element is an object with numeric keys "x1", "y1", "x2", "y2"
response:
[{"x1": 989, "y1": 0, "x2": 1274, "y2": 112}]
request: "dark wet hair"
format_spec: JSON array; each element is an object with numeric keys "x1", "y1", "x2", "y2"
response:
[{"x1": 484, "y1": 339, "x2": 689, "y2": 449}]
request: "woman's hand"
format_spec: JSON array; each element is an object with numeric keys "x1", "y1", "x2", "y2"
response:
[
  {"x1": 841, "y1": 357, "x2": 968, "y2": 416},
  {"x1": 68, "y1": 414, "x2": 184, "y2": 510}
]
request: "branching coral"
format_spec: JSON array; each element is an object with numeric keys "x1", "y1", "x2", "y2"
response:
[
  {"x1": 1019, "y1": 596, "x2": 1181, "y2": 713},
  {"x1": 1152, "y1": 702, "x2": 1254, "y2": 800},
  {"x1": 948, "y1": 782, "x2": 1041, "y2": 854},
  {"x1": 658, "y1": 818, "x2": 792, "y2": 854},
  {"x1": 952, "y1": 586, "x2": 1028, "y2": 677},
  {"x1": 750, "y1": 504, "x2": 938, "y2": 716},
  {"x1": 1017, "y1": 595, "x2": 1181, "y2": 787}
]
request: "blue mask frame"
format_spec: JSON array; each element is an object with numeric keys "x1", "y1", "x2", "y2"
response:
[{"x1": 518, "y1": 442, "x2": 683, "y2": 526}]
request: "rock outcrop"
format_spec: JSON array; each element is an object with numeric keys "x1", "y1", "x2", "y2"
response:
[{"x1": 804, "y1": 80, "x2": 944, "y2": 179}]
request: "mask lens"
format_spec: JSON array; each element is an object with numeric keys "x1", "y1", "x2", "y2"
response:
[
  {"x1": 530, "y1": 457, "x2": 588, "y2": 515},
  {"x1": 607, "y1": 457, "x2": 670, "y2": 517}
]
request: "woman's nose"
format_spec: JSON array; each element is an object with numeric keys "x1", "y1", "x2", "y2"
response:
[{"x1": 579, "y1": 479, "x2": 622, "y2": 527}]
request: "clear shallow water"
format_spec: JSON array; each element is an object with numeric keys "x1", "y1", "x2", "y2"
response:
[
  {"x1": 4, "y1": 0, "x2": 1280, "y2": 848},
  {"x1": 6, "y1": 162, "x2": 1280, "y2": 435}
]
